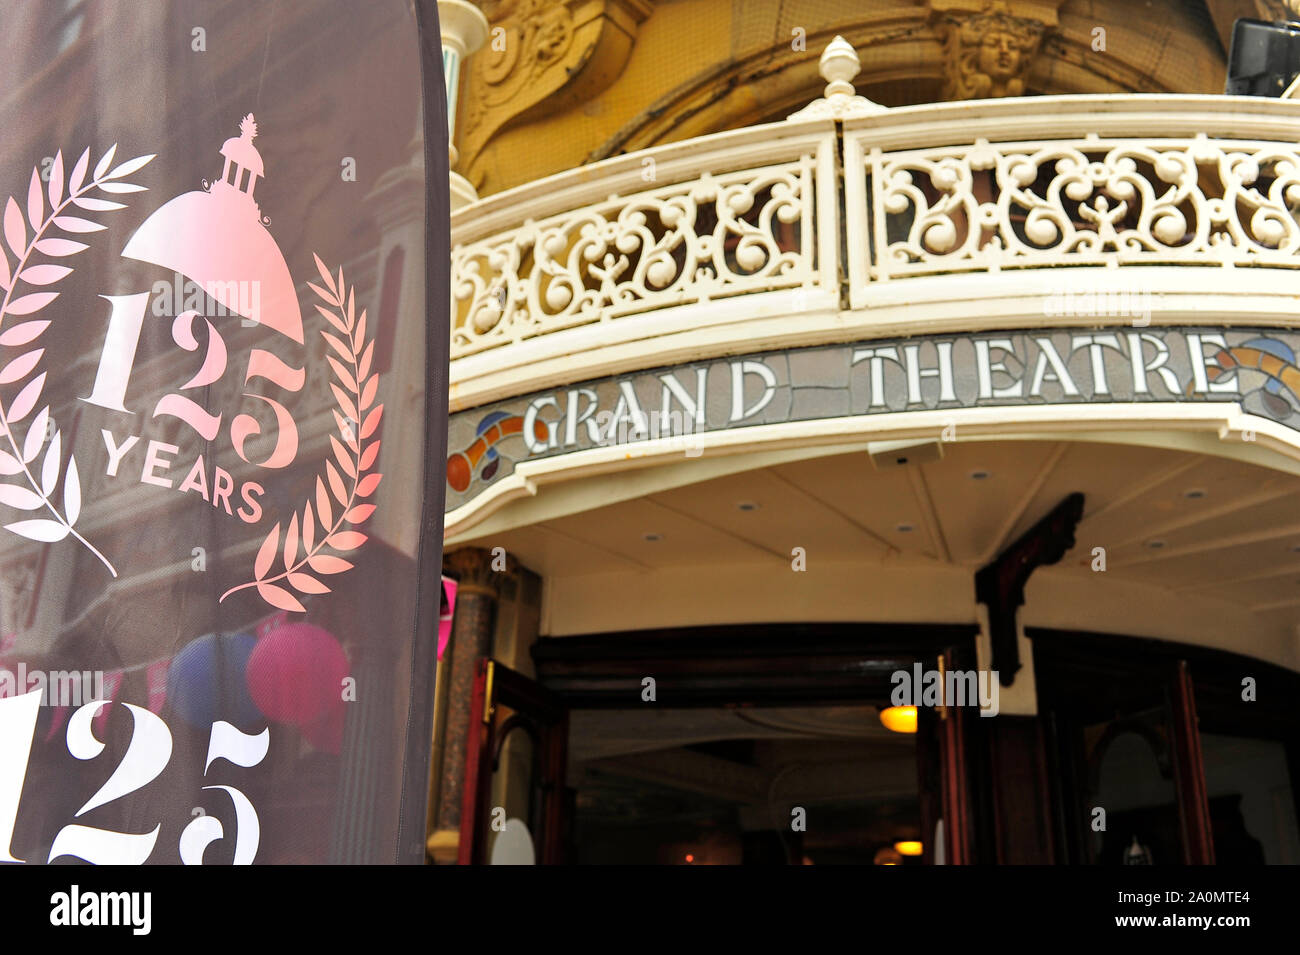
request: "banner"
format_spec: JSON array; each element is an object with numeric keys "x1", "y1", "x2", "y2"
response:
[{"x1": 0, "y1": 0, "x2": 447, "y2": 864}]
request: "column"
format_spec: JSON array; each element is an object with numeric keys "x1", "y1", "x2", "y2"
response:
[
  {"x1": 438, "y1": 0, "x2": 489, "y2": 210},
  {"x1": 429, "y1": 546, "x2": 510, "y2": 859}
]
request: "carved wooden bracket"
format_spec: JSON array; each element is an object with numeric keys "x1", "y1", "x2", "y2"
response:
[{"x1": 975, "y1": 492, "x2": 1084, "y2": 687}]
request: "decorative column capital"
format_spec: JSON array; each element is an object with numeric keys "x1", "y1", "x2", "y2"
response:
[
  {"x1": 439, "y1": 0, "x2": 490, "y2": 57},
  {"x1": 443, "y1": 545, "x2": 514, "y2": 597}
]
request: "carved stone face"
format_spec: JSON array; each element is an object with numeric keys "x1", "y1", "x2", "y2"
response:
[
  {"x1": 979, "y1": 30, "x2": 1020, "y2": 80},
  {"x1": 535, "y1": 9, "x2": 570, "y2": 62}
]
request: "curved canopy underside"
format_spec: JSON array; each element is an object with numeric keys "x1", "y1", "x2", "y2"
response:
[{"x1": 453, "y1": 433, "x2": 1300, "y2": 672}]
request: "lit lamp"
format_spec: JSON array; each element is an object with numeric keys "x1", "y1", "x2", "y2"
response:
[
  {"x1": 894, "y1": 840, "x2": 923, "y2": 857},
  {"x1": 879, "y1": 705, "x2": 917, "y2": 733}
]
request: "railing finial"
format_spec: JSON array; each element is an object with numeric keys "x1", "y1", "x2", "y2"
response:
[
  {"x1": 788, "y1": 35, "x2": 887, "y2": 120},
  {"x1": 821, "y1": 35, "x2": 860, "y2": 98}
]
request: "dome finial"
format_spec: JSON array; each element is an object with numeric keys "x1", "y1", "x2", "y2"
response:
[{"x1": 219, "y1": 111, "x2": 266, "y2": 191}]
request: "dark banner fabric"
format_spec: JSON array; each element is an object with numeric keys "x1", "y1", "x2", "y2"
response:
[{"x1": 0, "y1": 1, "x2": 445, "y2": 864}]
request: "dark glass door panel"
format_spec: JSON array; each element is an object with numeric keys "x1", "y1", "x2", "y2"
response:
[{"x1": 458, "y1": 659, "x2": 568, "y2": 864}]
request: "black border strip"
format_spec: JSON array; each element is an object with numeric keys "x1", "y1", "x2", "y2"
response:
[{"x1": 395, "y1": 0, "x2": 450, "y2": 864}]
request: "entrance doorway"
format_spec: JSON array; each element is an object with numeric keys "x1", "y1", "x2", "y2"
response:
[
  {"x1": 457, "y1": 623, "x2": 981, "y2": 865},
  {"x1": 568, "y1": 705, "x2": 918, "y2": 865},
  {"x1": 1033, "y1": 629, "x2": 1300, "y2": 865}
]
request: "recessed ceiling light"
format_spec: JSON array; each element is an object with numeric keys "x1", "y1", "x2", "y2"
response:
[
  {"x1": 1184, "y1": 489, "x2": 1206, "y2": 499},
  {"x1": 969, "y1": 470, "x2": 990, "y2": 480},
  {"x1": 737, "y1": 501, "x2": 760, "y2": 511},
  {"x1": 1146, "y1": 540, "x2": 1166, "y2": 549},
  {"x1": 643, "y1": 533, "x2": 663, "y2": 542},
  {"x1": 896, "y1": 523, "x2": 915, "y2": 533}
]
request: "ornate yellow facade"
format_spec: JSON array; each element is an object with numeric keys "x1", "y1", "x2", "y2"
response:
[{"x1": 456, "y1": 0, "x2": 1240, "y2": 197}]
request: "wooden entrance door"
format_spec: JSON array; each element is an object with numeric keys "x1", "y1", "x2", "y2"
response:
[{"x1": 458, "y1": 659, "x2": 569, "y2": 864}]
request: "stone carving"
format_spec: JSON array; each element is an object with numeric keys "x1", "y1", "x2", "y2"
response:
[
  {"x1": 459, "y1": 0, "x2": 652, "y2": 189},
  {"x1": 937, "y1": 0, "x2": 1046, "y2": 100},
  {"x1": 477, "y1": 0, "x2": 574, "y2": 92}
]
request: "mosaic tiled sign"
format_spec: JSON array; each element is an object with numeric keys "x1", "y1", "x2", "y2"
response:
[{"x1": 447, "y1": 326, "x2": 1300, "y2": 510}]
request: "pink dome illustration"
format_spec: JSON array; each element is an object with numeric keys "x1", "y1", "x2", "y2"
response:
[{"x1": 121, "y1": 113, "x2": 303, "y2": 344}]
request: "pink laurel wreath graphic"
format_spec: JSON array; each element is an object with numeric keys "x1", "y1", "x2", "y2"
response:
[
  {"x1": 219, "y1": 255, "x2": 383, "y2": 612},
  {"x1": 0, "y1": 145, "x2": 153, "y2": 577}
]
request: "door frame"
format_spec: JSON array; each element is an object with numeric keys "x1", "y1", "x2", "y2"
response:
[
  {"x1": 531, "y1": 622, "x2": 985, "y2": 864},
  {"x1": 458, "y1": 659, "x2": 569, "y2": 865},
  {"x1": 531, "y1": 622, "x2": 978, "y2": 707},
  {"x1": 1030, "y1": 627, "x2": 1300, "y2": 865}
]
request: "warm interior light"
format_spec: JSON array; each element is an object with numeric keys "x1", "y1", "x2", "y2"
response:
[
  {"x1": 879, "y1": 705, "x2": 917, "y2": 733},
  {"x1": 894, "y1": 840, "x2": 923, "y2": 856},
  {"x1": 873, "y1": 846, "x2": 903, "y2": 866},
  {"x1": 684, "y1": 853, "x2": 694, "y2": 863}
]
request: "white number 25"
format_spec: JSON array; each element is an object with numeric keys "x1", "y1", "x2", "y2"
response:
[{"x1": 27, "y1": 698, "x2": 268, "y2": 865}]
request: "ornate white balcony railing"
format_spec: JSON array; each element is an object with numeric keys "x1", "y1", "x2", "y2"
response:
[
  {"x1": 860, "y1": 137, "x2": 1300, "y2": 275},
  {"x1": 450, "y1": 92, "x2": 1300, "y2": 411},
  {"x1": 841, "y1": 95, "x2": 1300, "y2": 313},
  {"x1": 449, "y1": 120, "x2": 840, "y2": 407},
  {"x1": 454, "y1": 155, "x2": 826, "y2": 353}
]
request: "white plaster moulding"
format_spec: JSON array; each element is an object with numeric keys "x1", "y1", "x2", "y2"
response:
[
  {"x1": 450, "y1": 119, "x2": 838, "y2": 247},
  {"x1": 836, "y1": 94, "x2": 1300, "y2": 151},
  {"x1": 449, "y1": 297, "x2": 842, "y2": 413},
  {"x1": 448, "y1": 304, "x2": 1300, "y2": 415},
  {"x1": 849, "y1": 265, "x2": 1300, "y2": 308}
]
